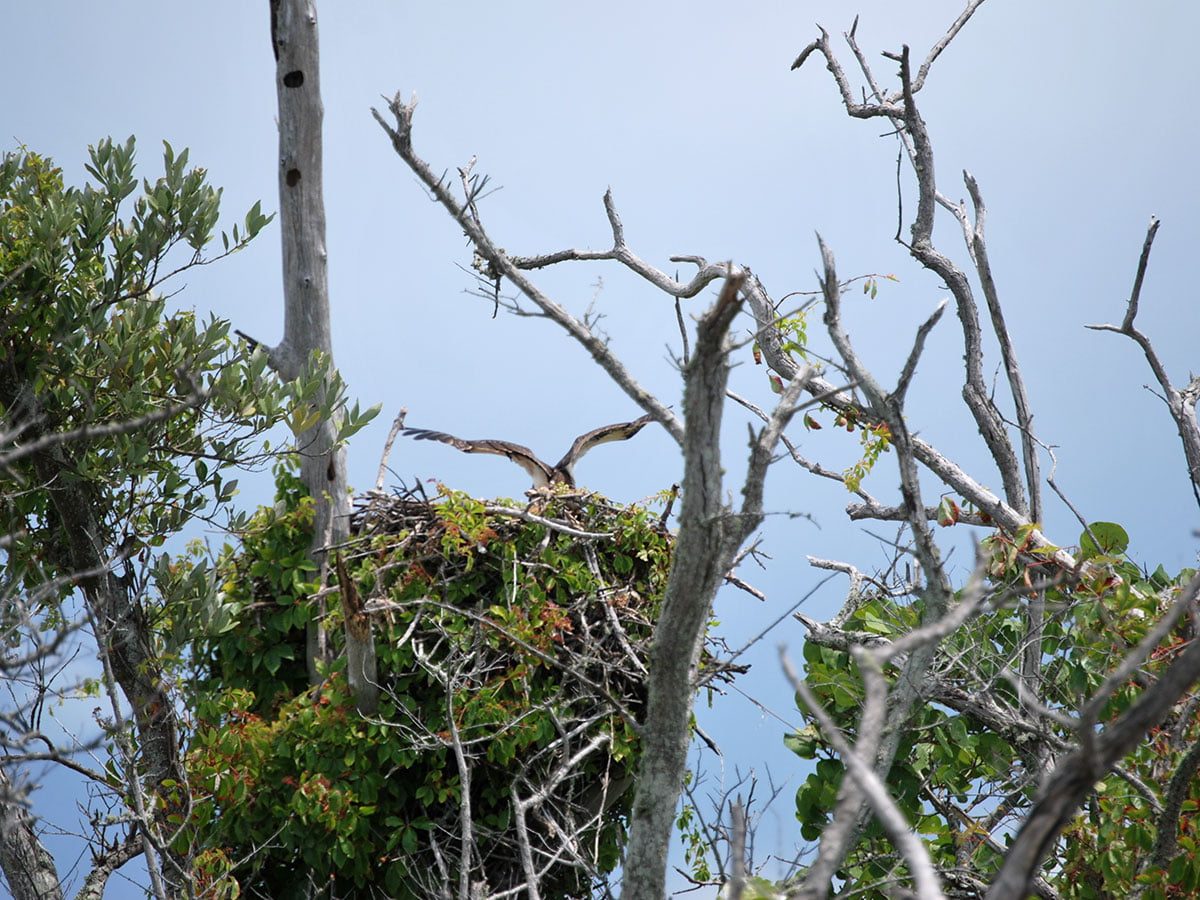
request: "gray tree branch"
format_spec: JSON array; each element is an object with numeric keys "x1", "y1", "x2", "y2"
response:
[
  {"x1": 371, "y1": 97, "x2": 681, "y2": 444},
  {"x1": 782, "y1": 653, "x2": 946, "y2": 900},
  {"x1": 1086, "y1": 218, "x2": 1200, "y2": 508},
  {"x1": 789, "y1": 238, "x2": 959, "y2": 897}
]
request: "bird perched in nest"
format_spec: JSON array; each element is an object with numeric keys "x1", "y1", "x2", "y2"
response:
[{"x1": 403, "y1": 413, "x2": 655, "y2": 489}]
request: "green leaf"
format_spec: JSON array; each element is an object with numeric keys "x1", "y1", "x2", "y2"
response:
[
  {"x1": 784, "y1": 727, "x2": 820, "y2": 759},
  {"x1": 1080, "y1": 521, "x2": 1130, "y2": 560}
]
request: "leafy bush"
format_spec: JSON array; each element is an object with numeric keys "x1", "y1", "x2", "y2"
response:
[
  {"x1": 187, "y1": 466, "x2": 673, "y2": 897},
  {"x1": 787, "y1": 520, "x2": 1199, "y2": 897}
]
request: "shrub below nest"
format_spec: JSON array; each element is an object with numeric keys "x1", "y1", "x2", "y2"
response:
[{"x1": 187, "y1": 462, "x2": 674, "y2": 899}]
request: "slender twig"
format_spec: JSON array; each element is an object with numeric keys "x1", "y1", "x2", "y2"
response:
[
  {"x1": 894, "y1": 299, "x2": 948, "y2": 400},
  {"x1": 483, "y1": 505, "x2": 614, "y2": 540},
  {"x1": 374, "y1": 407, "x2": 407, "y2": 492},
  {"x1": 675, "y1": 297, "x2": 690, "y2": 367},
  {"x1": 909, "y1": 0, "x2": 990, "y2": 96}
]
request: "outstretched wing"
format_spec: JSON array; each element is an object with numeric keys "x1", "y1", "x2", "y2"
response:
[
  {"x1": 554, "y1": 413, "x2": 655, "y2": 482},
  {"x1": 403, "y1": 428, "x2": 555, "y2": 488}
]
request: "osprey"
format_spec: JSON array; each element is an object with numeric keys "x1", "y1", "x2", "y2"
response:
[{"x1": 403, "y1": 413, "x2": 654, "y2": 489}]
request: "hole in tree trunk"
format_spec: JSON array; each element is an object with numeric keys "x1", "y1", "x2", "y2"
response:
[
  {"x1": 283, "y1": 70, "x2": 304, "y2": 88},
  {"x1": 286, "y1": 169, "x2": 301, "y2": 186}
]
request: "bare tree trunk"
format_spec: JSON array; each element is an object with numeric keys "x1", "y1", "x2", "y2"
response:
[
  {"x1": 621, "y1": 283, "x2": 744, "y2": 898},
  {"x1": 268, "y1": 0, "x2": 377, "y2": 713},
  {"x1": 622, "y1": 278, "x2": 810, "y2": 898},
  {"x1": 0, "y1": 769, "x2": 63, "y2": 900}
]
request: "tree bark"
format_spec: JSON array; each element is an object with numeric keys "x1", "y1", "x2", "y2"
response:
[
  {"x1": 0, "y1": 768, "x2": 63, "y2": 900},
  {"x1": 622, "y1": 278, "x2": 809, "y2": 898},
  {"x1": 268, "y1": 0, "x2": 377, "y2": 713},
  {"x1": 622, "y1": 283, "x2": 743, "y2": 898}
]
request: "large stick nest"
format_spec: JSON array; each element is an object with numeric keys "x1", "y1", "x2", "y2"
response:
[{"x1": 336, "y1": 484, "x2": 676, "y2": 897}]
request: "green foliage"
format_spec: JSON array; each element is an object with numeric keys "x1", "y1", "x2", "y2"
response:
[
  {"x1": 1079, "y1": 521, "x2": 1130, "y2": 561},
  {"x1": 677, "y1": 777, "x2": 713, "y2": 884},
  {"x1": 190, "y1": 461, "x2": 318, "y2": 713},
  {"x1": 785, "y1": 520, "x2": 1200, "y2": 897},
  {"x1": 795, "y1": 400, "x2": 895, "y2": 493},
  {"x1": 841, "y1": 421, "x2": 891, "y2": 493},
  {"x1": 0, "y1": 139, "x2": 331, "y2": 897},
  {"x1": 755, "y1": 273, "x2": 896, "y2": 380},
  {"x1": 187, "y1": 473, "x2": 674, "y2": 898},
  {"x1": 859, "y1": 273, "x2": 898, "y2": 300},
  {"x1": 777, "y1": 310, "x2": 810, "y2": 361},
  {"x1": 752, "y1": 274, "x2": 899, "y2": 491},
  {"x1": 284, "y1": 349, "x2": 380, "y2": 441},
  {"x1": 0, "y1": 140, "x2": 284, "y2": 603},
  {"x1": 1, "y1": 139, "x2": 379, "y2": 676}
]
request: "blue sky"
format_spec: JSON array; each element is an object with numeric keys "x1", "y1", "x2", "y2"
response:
[{"x1": 6, "y1": 2, "x2": 1200, "y2": 895}]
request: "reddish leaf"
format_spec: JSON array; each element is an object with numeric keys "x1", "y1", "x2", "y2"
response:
[{"x1": 936, "y1": 497, "x2": 960, "y2": 527}]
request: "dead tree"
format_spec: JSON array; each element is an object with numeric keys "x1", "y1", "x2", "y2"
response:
[{"x1": 267, "y1": 0, "x2": 378, "y2": 714}]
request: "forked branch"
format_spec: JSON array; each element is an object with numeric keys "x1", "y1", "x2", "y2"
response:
[
  {"x1": 371, "y1": 95, "x2": 680, "y2": 444},
  {"x1": 1086, "y1": 218, "x2": 1200, "y2": 507}
]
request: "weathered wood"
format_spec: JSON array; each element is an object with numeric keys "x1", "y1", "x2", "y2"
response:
[
  {"x1": 269, "y1": 0, "x2": 377, "y2": 713},
  {"x1": 0, "y1": 770, "x2": 65, "y2": 900}
]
